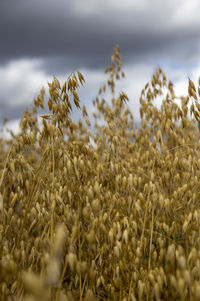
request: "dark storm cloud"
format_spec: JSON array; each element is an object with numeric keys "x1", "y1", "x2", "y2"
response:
[
  {"x1": 1, "y1": 0, "x2": 200, "y2": 128},
  {"x1": 0, "y1": 103, "x2": 27, "y2": 123},
  {"x1": 0, "y1": 0, "x2": 117, "y2": 65},
  {"x1": 1, "y1": 0, "x2": 200, "y2": 70}
]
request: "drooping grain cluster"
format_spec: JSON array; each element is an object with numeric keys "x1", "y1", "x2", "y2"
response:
[{"x1": 1, "y1": 45, "x2": 200, "y2": 300}]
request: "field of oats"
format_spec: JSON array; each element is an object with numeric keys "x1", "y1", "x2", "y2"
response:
[{"x1": 1, "y1": 45, "x2": 200, "y2": 300}]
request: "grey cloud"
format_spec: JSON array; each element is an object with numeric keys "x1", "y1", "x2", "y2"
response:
[
  {"x1": 0, "y1": 103, "x2": 28, "y2": 123},
  {"x1": 1, "y1": 0, "x2": 200, "y2": 126},
  {"x1": 1, "y1": 0, "x2": 200, "y2": 69}
]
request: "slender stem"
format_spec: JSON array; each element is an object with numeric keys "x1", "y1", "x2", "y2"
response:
[
  {"x1": 51, "y1": 128, "x2": 55, "y2": 182},
  {"x1": 11, "y1": 148, "x2": 48, "y2": 254},
  {"x1": 55, "y1": 255, "x2": 68, "y2": 301},
  {"x1": 78, "y1": 197, "x2": 83, "y2": 300},
  {"x1": 0, "y1": 144, "x2": 12, "y2": 189},
  {"x1": 148, "y1": 205, "x2": 155, "y2": 271},
  {"x1": 140, "y1": 183, "x2": 151, "y2": 251},
  {"x1": 50, "y1": 126, "x2": 55, "y2": 247}
]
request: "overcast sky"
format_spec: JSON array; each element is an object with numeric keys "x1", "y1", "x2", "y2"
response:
[{"x1": 1, "y1": 0, "x2": 200, "y2": 134}]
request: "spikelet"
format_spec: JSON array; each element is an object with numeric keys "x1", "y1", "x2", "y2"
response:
[{"x1": 77, "y1": 71, "x2": 85, "y2": 86}]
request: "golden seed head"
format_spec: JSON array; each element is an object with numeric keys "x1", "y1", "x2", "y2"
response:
[{"x1": 1, "y1": 44, "x2": 200, "y2": 300}]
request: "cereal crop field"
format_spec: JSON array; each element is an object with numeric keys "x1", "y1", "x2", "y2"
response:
[{"x1": 1, "y1": 45, "x2": 200, "y2": 300}]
